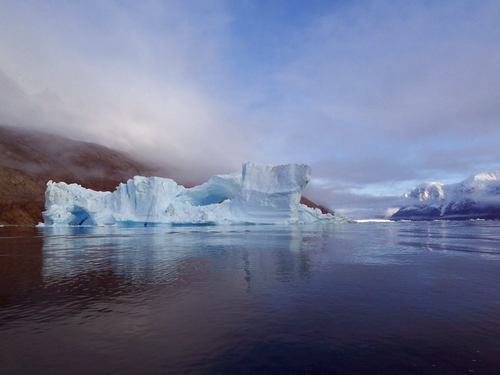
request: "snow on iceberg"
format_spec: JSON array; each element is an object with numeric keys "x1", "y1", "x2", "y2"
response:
[{"x1": 41, "y1": 162, "x2": 343, "y2": 226}]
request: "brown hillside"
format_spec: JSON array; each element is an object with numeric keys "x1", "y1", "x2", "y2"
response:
[
  {"x1": 0, "y1": 125, "x2": 157, "y2": 225},
  {"x1": 300, "y1": 196, "x2": 335, "y2": 216}
]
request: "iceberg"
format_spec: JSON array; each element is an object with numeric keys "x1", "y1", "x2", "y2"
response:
[{"x1": 41, "y1": 162, "x2": 342, "y2": 226}]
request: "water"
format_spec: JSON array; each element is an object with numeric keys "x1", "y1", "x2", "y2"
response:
[{"x1": 1, "y1": 221, "x2": 500, "y2": 374}]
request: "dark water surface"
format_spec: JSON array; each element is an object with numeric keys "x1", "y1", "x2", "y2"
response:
[{"x1": 1, "y1": 221, "x2": 500, "y2": 374}]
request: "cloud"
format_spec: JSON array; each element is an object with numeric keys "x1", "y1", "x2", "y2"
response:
[
  {"x1": 1, "y1": 0, "x2": 499, "y2": 217},
  {"x1": 303, "y1": 179, "x2": 408, "y2": 219},
  {"x1": 0, "y1": 0, "x2": 259, "y2": 184},
  {"x1": 249, "y1": 0, "x2": 500, "y2": 199}
]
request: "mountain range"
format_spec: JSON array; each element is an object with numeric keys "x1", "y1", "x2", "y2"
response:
[{"x1": 391, "y1": 171, "x2": 500, "y2": 220}]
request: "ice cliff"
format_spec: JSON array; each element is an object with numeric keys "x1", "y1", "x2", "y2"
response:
[
  {"x1": 392, "y1": 170, "x2": 500, "y2": 220},
  {"x1": 41, "y1": 162, "x2": 341, "y2": 226}
]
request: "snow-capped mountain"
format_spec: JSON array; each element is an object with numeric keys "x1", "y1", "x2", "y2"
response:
[{"x1": 392, "y1": 171, "x2": 500, "y2": 220}]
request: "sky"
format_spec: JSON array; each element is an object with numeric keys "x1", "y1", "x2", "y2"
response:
[{"x1": 1, "y1": 0, "x2": 499, "y2": 218}]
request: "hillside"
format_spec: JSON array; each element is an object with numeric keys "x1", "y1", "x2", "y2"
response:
[{"x1": 0, "y1": 125, "x2": 156, "y2": 225}]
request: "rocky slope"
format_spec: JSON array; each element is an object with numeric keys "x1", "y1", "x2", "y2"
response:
[
  {"x1": 391, "y1": 171, "x2": 500, "y2": 220},
  {"x1": 0, "y1": 125, "x2": 155, "y2": 225}
]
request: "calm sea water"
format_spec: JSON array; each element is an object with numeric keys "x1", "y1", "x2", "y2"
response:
[{"x1": 1, "y1": 221, "x2": 500, "y2": 374}]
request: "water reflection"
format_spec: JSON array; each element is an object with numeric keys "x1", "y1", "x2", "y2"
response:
[
  {"x1": 0, "y1": 227, "x2": 44, "y2": 308},
  {"x1": 2, "y1": 222, "x2": 500, "y2": 374},
  {"x1": 41, "y1": 226, "x2": 316, "y2": 293},
  {"x1": 392, "y1": 220, "x2": 500, "y2": 258}
]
